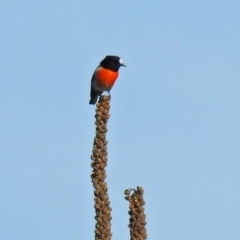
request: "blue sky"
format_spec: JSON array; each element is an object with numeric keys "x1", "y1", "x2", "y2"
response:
[{"x1": 1, "y1": 1, "x2": 240, "y2": 239}]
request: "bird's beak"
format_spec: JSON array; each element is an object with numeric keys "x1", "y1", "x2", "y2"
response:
[{"x1": 121, "y1": 63, "x2": 126, "y2": 67}]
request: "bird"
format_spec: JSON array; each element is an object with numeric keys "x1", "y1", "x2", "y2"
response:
[{"x1": 89, "y1": 55, "x2": 126, "y2": 105}]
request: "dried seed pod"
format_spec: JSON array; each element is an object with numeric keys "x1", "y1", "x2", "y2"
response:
[{"x1": 124, "y1": 189, "x2": 131, "y2": 195}]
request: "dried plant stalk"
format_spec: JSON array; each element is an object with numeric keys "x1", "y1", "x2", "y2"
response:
[
  {"x1": 124, "y1": 186, "x2": 147, "y2": 240},
  {"x1": 91, "y1": 96, "x2": 112, "y2": 240}
]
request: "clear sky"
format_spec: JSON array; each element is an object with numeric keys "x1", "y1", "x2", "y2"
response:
[{"x1": 1, "y1": 1, "x2": 240, "y2": 239}]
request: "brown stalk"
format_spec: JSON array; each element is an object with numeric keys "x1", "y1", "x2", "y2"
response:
[
  {"x1": 90, "y1": 96, "x2": 112, "y2": 240},
  {"x1": 124, "y1": 186, "x2": 147, "y2": 240}
]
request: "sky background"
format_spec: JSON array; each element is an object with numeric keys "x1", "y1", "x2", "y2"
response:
[{"x1": 1, "y1": 1, "x2": 240, "y2": 239}]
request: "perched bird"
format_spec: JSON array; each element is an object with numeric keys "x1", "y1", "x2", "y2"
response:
[{"x1": 89, "y1": 55, "x2": 126, "y2": 104}]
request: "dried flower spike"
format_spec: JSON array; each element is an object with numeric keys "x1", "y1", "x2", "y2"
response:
[{"x1": 91, "y1": 96, "x2": 112, "y2": 240}]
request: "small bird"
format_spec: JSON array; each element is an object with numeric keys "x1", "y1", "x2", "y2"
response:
[{"x1": 89, "y1": 55, "x2": 126, "y2": 104}]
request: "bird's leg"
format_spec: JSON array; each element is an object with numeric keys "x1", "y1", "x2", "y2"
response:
[{"x1": 108, "y1": 91, "x2": 111, "y2": 101}]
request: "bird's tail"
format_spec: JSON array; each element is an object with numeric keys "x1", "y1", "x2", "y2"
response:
[{"x1": 89, "y1": 87, "x2": 102, "y2": 105}]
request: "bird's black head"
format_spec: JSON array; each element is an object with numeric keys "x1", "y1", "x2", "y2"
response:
[{"x1": 100, "y1": 55, "x2": 126, "y2": 72}]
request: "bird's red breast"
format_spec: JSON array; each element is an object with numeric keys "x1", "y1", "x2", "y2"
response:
[{"x1": 94, "y1": 66, "x2": 119, "y2": 89}]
